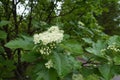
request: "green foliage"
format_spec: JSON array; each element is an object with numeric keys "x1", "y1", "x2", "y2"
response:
[
  {"x1": 86, "y1": 40, "x2": 106, "y2": 57},
  {"x1": 98, "y1": 64, "x2": 113, "y2": 80},
  {"x1": 84, "y1": 35, "x2": 120, "y2": 79},
  {"x1": 96, "y1": 0, "x2": 120, "y2": 35},
  {"x1": 0, "y1": 30, "x2": 7, "y2": 39},
  {"x1": 107, "y1": 35, "x2": 120, "y2": 45},
  {"x1": 0, "y1": 0, "x2": 120, "y2": 80},
  {"x1": 36, "y1": 69, "x2": 58, "y2": 80},
  {"x1": 5, "y1": 36, "x2": 34, "y2": 50},
  {"x1": 60, "y1": 39, "x2": 83, "y2": 56},
  {"x1": 0, "y1": 58, "x2": 16, "y2": 78},
  {"x1": 0, "y1": 21, "x2": 10, "y2": 27},
  {"x1": 52, "y1": 52, "x2": 73, "y2": 77},
  {"x1": 21, "y1": 51, "x2": 39, "y2": 62},
  {"x1": 72, "y1": 74, "x2": 84, "y2": 80},
  {"x1": 85, "y1": 74, "x2": 99, "y2": 80}
]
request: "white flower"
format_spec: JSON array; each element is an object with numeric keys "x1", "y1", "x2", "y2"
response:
[
  {"x1": 33, "y1": 26, "x2": 64, "y2": 45},
  {"x1": 33, "y1": 34, "x2": 40, "y2": 44},
  {"x1": 101, "y1": 49, "x2": 106, "y2": 52},
  {"x1": 39, "y1": 47, "x2": 51, "y2": 55},
  {"x1": 45, "y1": 60, "x2": 53, "y2": 69},
  {"x1": 107, "y1": 43, "x2": 120, "y2": 52},
  {"x1": 39, "y1": 49, "x2": 44, "y2": 54}
]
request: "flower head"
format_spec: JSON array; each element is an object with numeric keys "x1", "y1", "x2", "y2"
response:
[
  {"x1": 33, "y1": 34, "x2": 40, "y2": 44},
  {"x1": 33, "y1": 26, "x2": 64, "y2": 45},
  {"x1": 45, "y1": 60, "x2": 53, "y2": 69}
]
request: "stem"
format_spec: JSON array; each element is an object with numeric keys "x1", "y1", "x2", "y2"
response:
[
  {"x1": 27, "y1": 0, "x2": 33, "y2": 35},
  {"x1": 12, "y1": 0, "x2": 18, "y2": 36},
  {"x1": 45, "y1": 2, "x2": 56, "y2": 23},
  {"x1": 15, "y1": 49, "x2": 25, "y2": 80}
]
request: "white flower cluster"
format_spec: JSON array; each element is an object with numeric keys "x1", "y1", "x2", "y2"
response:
[
  {"x1": 101, "y1": 43, "x2": 120, "y2": 53},
  {"x1": 39, "y1": 43, "x2": 56, "y2": 55},
  {"x1": 33, "y1": 26, "x2": 64, "y2": 69},
  {"x1": 33, "y1": 26, "x2": 64, "y2": 45},
  {"x1": 107, "y1": 44, "x2": 120, "y2": 52},
  {"x1": 33, "y1": 34, "x2": 40, "y2": 44},
  {"x1": 39, "y1": 47, "x2": 51, "y2": 55},
  {"x1": 100, "y1": 49, "x2": 106, "y2": 53},
  {"x1": 45, "y1": 59, "x2": 53, "y2": 69}
]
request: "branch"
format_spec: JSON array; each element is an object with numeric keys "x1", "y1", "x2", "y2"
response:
[
  {"x1": 45, "y1": 2, "x2": 57, "y2": 23},
  {"x1": 79, "y1": 57, "x2": 100, "y2": 67},
  {"x1": 12, "y1": 0, "x2": 18, "y2": 36},
  {"x1": 27, "y1": 0, "x2": 34, "y2": 34},
  {"x1": 17, "y1": 3, "x2": 29, "y2": 26},
  {"x1": 15, "y1": 49, "x2": 25, "y2": 80},
  {"x1": 50, "y1": 7, "x2": 77, "y2": 18},
  {"x1": 15, "y1": 69, "x2": 24, "y2": 80}
]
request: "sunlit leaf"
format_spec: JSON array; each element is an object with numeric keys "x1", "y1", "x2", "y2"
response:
[
  {"x1": 5, "y1": 36, "x2": 34, "y2": 50},
  {"x1": 52, "y1": 52, "x2": 72, "y2": 78}
]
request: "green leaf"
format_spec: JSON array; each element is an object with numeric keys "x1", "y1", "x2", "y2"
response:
[
  {"x1": 86, "y1": 40, "x2": 106, "y2": 57},
  {"x1": 0, "y1": 46, "x2": 5, "y2": 53},
  {"x1": 0, "y1": 78, "x2": 2, "y2": 80},
  {"x1": 21, "y1": 52, "x2": 38, "y2": 62},
  {"x1": 107, "y1": 35, "x2": 118, "y2": 45},
  {"x1": 52, "y1": 52, "x2": 72, "y2": 78},
  {"x1": 36, "y1": 69, "x2": 58, "y2": 80},
  {"x1": 60, "y1": 40, "x2": 83, "y2": 55},
  {"x1": 63, "y1": 34, "x2": 70, "y2": 40},
  {"x1": 5, "y1": 36, "x2": 34, "y2": 50},
  {"x1": 85, "y1": 74, "x2": 99, "y2": 80},
  {"x1": 113, "y1": 56, "x2": 120, "y2": 65},
  {"x1": 98, "y1": 64, "x2": 113, "y2": 80},
  {"x1": 0, "y1": 59, "x2": 16, "y2": 78},
  {"x1": 82, "y1": 38, "x2": 94, "y2": 44},
  {"x1": 107, "y1": 35, "x2": 120, "y2": 46},
  {"x1": 0, "y1": 30, "x2": 7, "y2": 39},
  {"x1": 0, "y1": 21, "x2": 10, "y2": 27},
  {"x1": 72, "y1": 74, "x2": 84, "y2": 80},
  {"x1": 68, "y1": 56, "x2": 81, "y2": 70}
]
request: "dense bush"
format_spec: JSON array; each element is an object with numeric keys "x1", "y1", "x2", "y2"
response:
[{"x1": 0, "y1": 0, "x2": 120, "y2": 80}]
